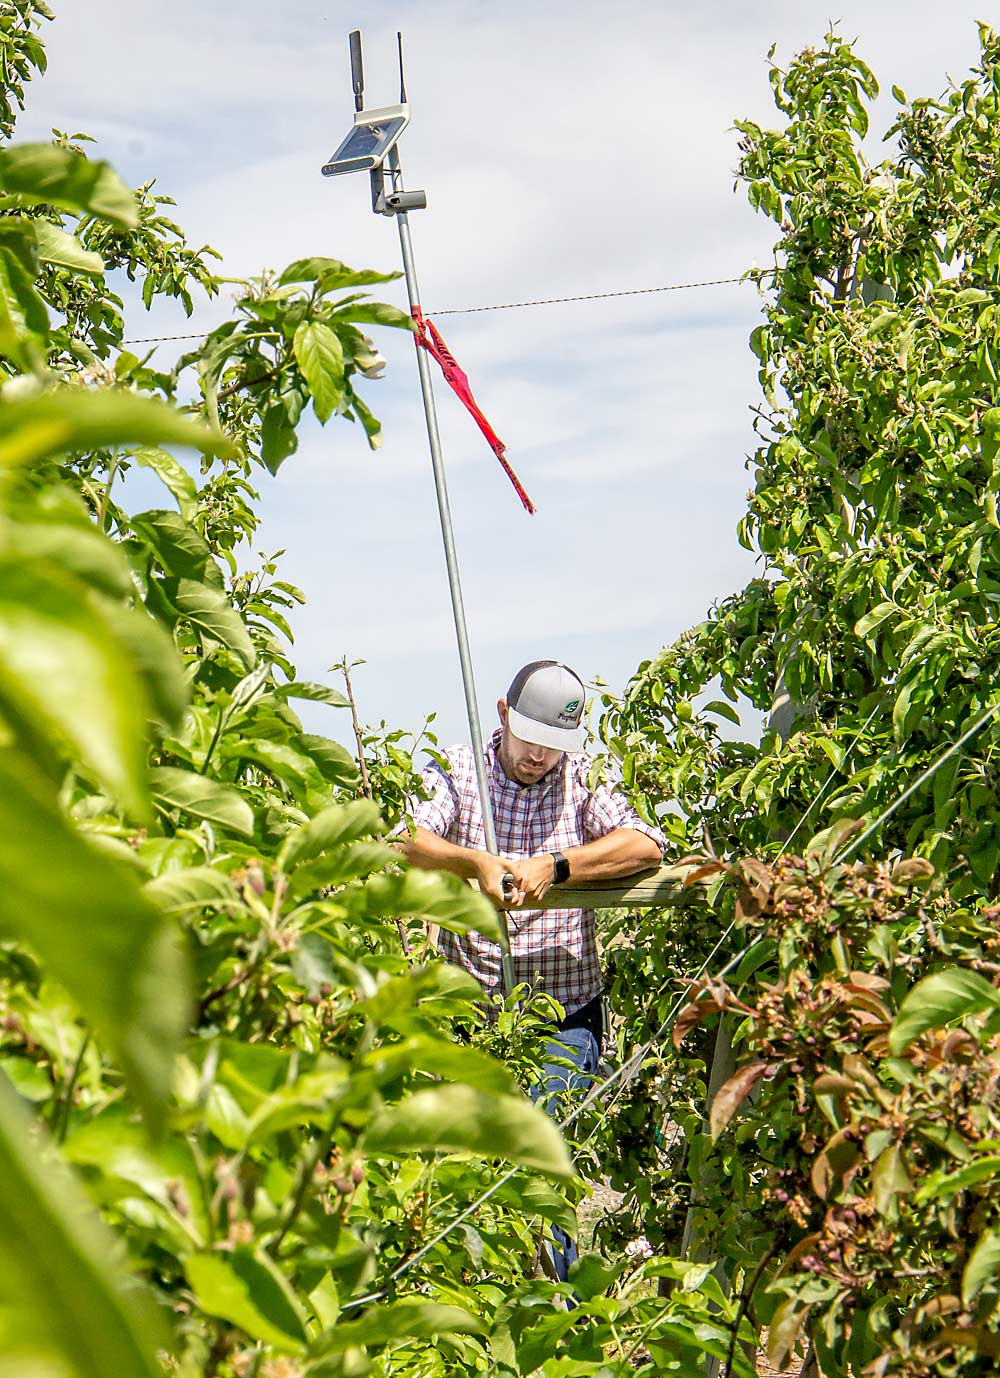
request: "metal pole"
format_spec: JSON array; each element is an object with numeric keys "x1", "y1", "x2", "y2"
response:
[{"x1": 386, "y1": 146, "x2": 515, "y2": 997}]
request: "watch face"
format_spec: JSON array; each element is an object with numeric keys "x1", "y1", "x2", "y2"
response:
[{"x1": 552, "y1": 852, "x2": 570, "y2": 884}]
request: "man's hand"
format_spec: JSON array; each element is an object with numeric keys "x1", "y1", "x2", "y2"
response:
[
  {"x1": 474, "y1": 852, "x2": 523, "y2": 908},
  {"x1": 505, "y1": 854, "x2": 556, "y2": 907}
]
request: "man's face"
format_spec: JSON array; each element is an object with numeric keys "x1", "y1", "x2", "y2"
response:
[{"x1": 497, "y1": 699, "x2": 563, "y2": 785}]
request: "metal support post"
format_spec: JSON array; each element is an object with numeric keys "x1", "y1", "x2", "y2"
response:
[{"x1": 387, "y1": 147, "x2": 515, "y2": 997}]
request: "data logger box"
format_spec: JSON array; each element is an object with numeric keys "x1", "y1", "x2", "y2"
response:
[{"x1": 321, "y1": 104, "x2": 409, "y2": 177}]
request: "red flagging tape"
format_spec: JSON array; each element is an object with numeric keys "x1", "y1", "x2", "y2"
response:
[{"x1": 411, "y1": 306, "x2": 535, "y2": 514}]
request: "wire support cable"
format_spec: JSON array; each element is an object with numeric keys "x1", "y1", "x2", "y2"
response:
[
  {"x1": 119, "y1": 273, "x2": 751, "y2": 345},
  {"x1": 431, "y1": 276, "x2": 747, "y2": 316}
]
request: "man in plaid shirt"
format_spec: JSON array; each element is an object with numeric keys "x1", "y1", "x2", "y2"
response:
[{"x1": 400, "y1": 660, "x2": 664, "y2": 1280}]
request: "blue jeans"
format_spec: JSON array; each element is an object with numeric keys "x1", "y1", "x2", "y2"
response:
[{"x1": 530, "y1": 1021, "x2": 601, "y2": 1284}]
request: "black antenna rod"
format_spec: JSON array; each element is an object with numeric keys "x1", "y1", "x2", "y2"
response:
[
  {"x1": 349, "y1": 30, "x2": 364, "y2": 112},
  {"x1": 397, "y1": 31, "x2": 407, "y2": 104}
]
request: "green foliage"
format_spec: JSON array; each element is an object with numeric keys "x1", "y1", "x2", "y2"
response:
[
  {"x1": 591, "y1": 22, "x2": 1000, "y2": 1377},
  {"x1": 665, "y1": 848, "x2": 1000, "y2": 1376},
  {"x1": 0, "y1": 9, "x2": 742, "y2": 1376}
]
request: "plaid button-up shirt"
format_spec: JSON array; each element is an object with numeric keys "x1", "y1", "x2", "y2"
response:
[{"x1": 409, "y1": 729, "x2": 665, "y2": 1015}]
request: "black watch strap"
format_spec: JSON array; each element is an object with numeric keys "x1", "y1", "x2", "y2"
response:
[{"x1": 550, "y1": 850, "x2": 571, "y2": 885}]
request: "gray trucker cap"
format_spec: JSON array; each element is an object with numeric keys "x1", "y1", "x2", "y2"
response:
[{"x1": 505, "y1": 660, "x2": 586, "y2": 752}]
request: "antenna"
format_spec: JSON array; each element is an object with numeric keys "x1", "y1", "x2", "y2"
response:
[
  {"x1": 349, "y1": 29, "x2": 365, "y2": 111},
  {"x1": 397, "y1": 31, "x2": 407, "y2": 104}
]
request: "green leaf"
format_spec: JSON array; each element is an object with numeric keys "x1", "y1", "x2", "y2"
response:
[
  {"x1": 364, "y1": 1083, "x2": 573, "y2": 1177},
  {"x1": 0, "y1": 556, "x2": 153, "y2": 813},
  {"x1": 289, "y1": 931, "x2": 337, "y2": 996},
  {"x1": 2, "y1": 519, "x2": 134, "y2": 598},
  {"x1": 150, "y1": 766, "x2": 254, "y2": 836},
  {"x1": 184, "y1": 1247, "x2": 308, "y2": 1351},
  {"x1": 130, "y1": 447, "x2": 198, "y2": 518},
  {"x1": 130, "y1": 509, "x2": 224, "y2": 588},
  {"x1": 314, "y1": 1299, "x2": 484, "y2": 1355},
  {"x1": 359, "y1": 963, "x2": 483, "y2": 1027},
  {"x1": 568, "y1": 1252, "x2": 628, "y2": 1300},
  {"x1": 963, "y1": 1229, "x2": 1000, "y2": 1306},
  {"x1": 0, "y1": 1073, "x2": 167, "y2": 1378},
  {"x1": 220, "y1": 737, "x2": 318, "y2": 795},
  {"x1": 356, "y1": 869, "x2": 501, "y2": 939},
  {"x1": 32, "y1": 220, "x2": 104, "y2": 275},
  {"x1": 295, "y1": 732, "x2": 362, "y2": 786},
  {"x1": 166, "y1": 577, "x2": 256, "y2": 669},
  {"x1": 145, "y1": 866, "x2": 238, "y2": 914},
  {"x1": 99, "y1": 598, "x2": 188, "y2": 732},
  {"x1": 0, "y1": 751, "x2": 188, "y2": 1130},
  {"x1": 287, "y1": 840, "x2": 396, "y2": 897},
  {"x1": 889, "y1": 968, "x2": 1000, "y2": 1054},
  {"x1": 351, "y1": 392, "x2": 383, "y2": 450},
  {"x1": 275, "y1": 680, "x2": 350, "y2": 709},
  {"x1": 704, "y1": 698, "x2": 741, "y2": 725},
  {"x1": 0, "y1": 240, "x2": 48, "y2": 354},
  {"x1": 914, "y1": 1155, "x2": 1000, "y2": 1204},
  {"x1": 0, "y1": 142, "x2": 137, "y2": 227},
  {"x1": 63, "y1": 1109, "x2": 209, "y2": 1244},
  {"x1": 0, "y1": 387, "x2": 231, "y2": 468},
  {"x1": 293, "y1": 320, "x2": 344, "y2": 423},
  {"x1": 244, "y1": 1057, "x2": 349, "y2": 1142},
  {"x1": 872, "y1": 1142, "x2": 913, "y2": 1215},
  {"x1": 854, "y1": 602, "x2": 896, "y2": 639},
  {"x1": 279, "y1": 256, "x2": 400, "y2": 289},
  {"x1": 278, "y1": 799, "x2": 382, "y2": 871},
  {"x1": 260, "y1": 404, "x2": 298, "y2": 474},
  {"x1": 363, "y1": 1035, "x2": 516, "y2": 1094},
  {"x1": 332, "y1": 302, "x2": 415, "y2": 330}
]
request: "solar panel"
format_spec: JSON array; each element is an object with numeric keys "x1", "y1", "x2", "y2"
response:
[{"x1": 321, "y1": 105, "x2": 409, "y2": 177}]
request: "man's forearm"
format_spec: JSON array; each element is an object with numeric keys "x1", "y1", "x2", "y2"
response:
[
  {"x1": 397, "y1": 827, "x2": 517, "y2": 907},
  {"x1": 397, "y1": 826, "x2": 484, "y2": 880},
  {"x1": 562, "y1": 828, "x2": 662, "y2": 881}
]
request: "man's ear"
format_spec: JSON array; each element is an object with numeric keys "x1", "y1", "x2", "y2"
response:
[{"x1": 497, "y1": 698, "x2": 508, "y2": 726}]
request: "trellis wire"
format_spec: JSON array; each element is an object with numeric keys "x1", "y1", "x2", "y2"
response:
[
  {"x1": 835, "y1": 698, "x2": 1000, "y2": 864},
  {"x1": 119, "y1": 273, "x2": 751, "y2": 345}
]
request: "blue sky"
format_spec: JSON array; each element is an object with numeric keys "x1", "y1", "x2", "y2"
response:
[{"x1": 19, "y1": 1, "x2": 995, "y2": 753}]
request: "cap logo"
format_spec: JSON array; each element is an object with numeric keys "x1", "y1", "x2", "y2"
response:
[{"x1": 564, "y1": 699, "x2": 580, "y2": 713}]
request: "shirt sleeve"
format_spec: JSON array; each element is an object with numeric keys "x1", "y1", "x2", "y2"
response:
[
  {"x1": 407, "y1": 761, "x2": 460, "y2": 838},
  {"x1": 578, "y1": 760, "x2": 667, "y2": 854}
]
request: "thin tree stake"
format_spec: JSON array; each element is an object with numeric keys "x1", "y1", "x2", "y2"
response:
[{"x1": 334, "y1": 656, "x2": 411, "y2": 955}]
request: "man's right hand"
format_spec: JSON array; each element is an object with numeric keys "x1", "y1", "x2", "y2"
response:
[{"x1": 475, "y1": 852, "x2": 524, "y2": 908}]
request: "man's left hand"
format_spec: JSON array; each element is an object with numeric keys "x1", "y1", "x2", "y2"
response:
[{"x1": 506, "y1": 854, "x2": 558, "y2": 907}]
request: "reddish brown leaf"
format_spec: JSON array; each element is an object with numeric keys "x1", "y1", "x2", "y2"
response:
[
  {"x1": 766, "y1": 1296, "x2": 812, "y2": 1371},
  {"x1": 709, "y1": 1060, "x2": 774, "y2": 1140},
  {"x1": 739, "y1": 856, "x2": 774, "y2": 898},
  {"x1": 847, "y1": 971, "x2": 890, "y2": 993},
  {"x1": 683, "y1": 862, "x2": 725, "y2": 886},
  {"x1": 811, "y1": 1127, "x2": 862, "y2": 1200},
  {"x1": 813, "y1": 1073, "x2": 858, "y2": 1096},
  {"x1": 672, "y1": 995, "x2": 721, "y2": 1049},
  {"x1": 735, "y1": 888, "x2": 761, "y2": 924},
  {"x1": 891, "y1": 857, "x2": 935, "y2": 886}
]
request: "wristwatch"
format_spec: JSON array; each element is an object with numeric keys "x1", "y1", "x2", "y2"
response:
[{"x1": 550, "y1": 850, "x2": 571, "y2": 885}]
